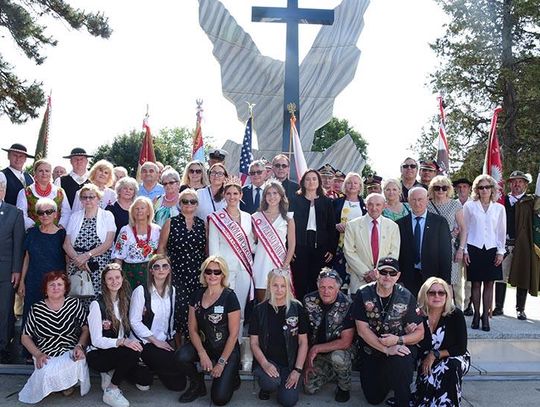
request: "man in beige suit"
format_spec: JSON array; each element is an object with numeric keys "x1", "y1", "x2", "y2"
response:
[{"x1": 343, "y1": 193, "x2": 400, "y2": 295}]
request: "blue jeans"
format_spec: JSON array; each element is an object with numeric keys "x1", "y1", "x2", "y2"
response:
[{"x1": 254, "y1": 361, "x2": 299, "y2": 407}]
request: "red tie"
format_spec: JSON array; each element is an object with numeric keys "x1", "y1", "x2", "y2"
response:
[{"x1": 371, "y1": 218, "x2": 379, "y2": 266}]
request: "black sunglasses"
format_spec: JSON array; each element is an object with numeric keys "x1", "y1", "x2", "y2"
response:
[
  {"x1": 181, "y1": 199, "x2": 198, "y2": 205},
  {"x1": 433, "y1": 185, "x2": 449, "y2": 192},
  {"x1": 379, "y1": 269, "x2": 399, "y2": 277},
  {"x1": 477, "y1": 185, "x2": 492, "y2": 190},
  {"x1": 204, "y1": 268, "x2": 223, "y2": 276},
  {"x1": 273, "y1": 163, "x2": 289, "y2": 169},
  {"x1": 37, "y1": 209, "x2": 56, "y2": 216},
  {"x1": 427, "y1": 290, "x2": 447, "y2": 297},
  {"x1": 249, "y1": 170, "x2": 264, "y2": 176},
  {"x1": 189, "y1": 168, "x2": 203, "y2": 174},
  {"x1": 401, "y1": 164, "x2": 417, "y2": 169}
]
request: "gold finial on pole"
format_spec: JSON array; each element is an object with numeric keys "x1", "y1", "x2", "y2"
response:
[
  {"x1": 287, "y1": 102, "x2": 297, "y2": 118},
  {"x1": 246, "y1": 101, "x2": 256, "y2": 117}
]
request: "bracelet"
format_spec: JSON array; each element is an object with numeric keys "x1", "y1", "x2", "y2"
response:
[
  {"x1": 293, "y1": 367, "x2": 303, "y2": 374},
  {"x1": 397, "y1": 336, "x2": 404, "y2": 346}
]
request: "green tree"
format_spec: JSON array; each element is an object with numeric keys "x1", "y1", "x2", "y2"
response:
[
  {"x1": 415, "y1": 0, "x2": 540, "y2": 182},
  {"x1": 313, "y1": 117, "x2": 374, "y2": 175},
  {"x1": 92, "y1": 127, "x2": 195, "y2": 176},
  {"x1": 1, "y1": 1, "x2": 111, "y2": 123}
]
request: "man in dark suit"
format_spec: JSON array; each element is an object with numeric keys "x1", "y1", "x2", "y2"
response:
[
  {"x1": 397, "y1": 187, "x2": 452, "y2": 298},
  {"x1": 272, "y1": 154, "x2": 300, "y2": 204},
  {"x1": 0, "y1": 173, "x2": 25, "y2": 363},
  {"x1": 1, "y1": 143, "x2": 34, "y2": 206},
  {"x1": 240, "y1": 160, "x2": 266, "y2": 214}
]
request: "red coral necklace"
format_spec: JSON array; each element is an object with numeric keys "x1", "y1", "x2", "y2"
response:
[{"x1": 35, "y1": 182, "x2": 52, "y2": 197}]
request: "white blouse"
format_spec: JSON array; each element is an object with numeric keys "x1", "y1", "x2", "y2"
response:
[
  {"x1": 16, "y1": 184, "x2": 72, "y2": 230},
  {"x1": 129, "y1": 285, "x2": 175, "y2": 344},
  {"x1": 87, "y1": 300, "x2": 124, "y2": 350},
  {"x1": 463, "y1": 200, "x2": 506, "y2": 255},
  {"x1": 196, "y1": 186, "x2": 226, "y2": 222},
  {"x1": 111, "y1": 224, "x2": 161, "y2": 263}
]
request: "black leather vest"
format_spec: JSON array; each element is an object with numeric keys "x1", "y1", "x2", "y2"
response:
[
  {"x1": 95, "y1": 295, "x2": 129, "y2": 339},
  {"x1": 358, "y1": 283, "x2": 413, "y2": 337},
  {"x1": 304, "y1": 291, "x2": 352, "y2": 345},
  {"x1": 256, "y1": 301, "x2": 302, "y2": 370}
]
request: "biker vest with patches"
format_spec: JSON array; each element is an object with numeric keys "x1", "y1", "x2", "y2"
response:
[{"x1": 304, "y1": 291, "x2": 352, "y2": 345}]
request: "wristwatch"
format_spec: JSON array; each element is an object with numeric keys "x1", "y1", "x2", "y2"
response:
[
  {"x1": 218, "y1": 357, "x2": 227, "y2": 366},
  {"x1": 433, "y1": 350, "x2": 441, "y2": 360},
  {"x1": 293, "y1": 367, "x2": 303, "y2": 374},
  {"x1": 397, "y1": 336, "x2": 404, "y2": 346}
]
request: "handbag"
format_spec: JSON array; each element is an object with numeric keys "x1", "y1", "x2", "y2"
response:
[{"x1": 69, "y1": 266, "x2": 95, "y2": 297}]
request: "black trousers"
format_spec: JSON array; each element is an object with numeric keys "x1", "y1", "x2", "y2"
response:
[
  {"x1": 0, "y1": 280, "x2": 15, "y2": 352},
  {"x1": 87, "y1": 347, "x2": 152, "y2": 387},
  {"x1": 495, "y1": 282, "x2": 528, "y2": 311},
  {"x1": 359, "y1": 346, "x2": 416, "y2": 407},
  {"x1": 292, "y1": 242, "x2": 327, "y2": 300},
  {"x1": 141, "y1": 343, "x2": 187, "y2": 391},
  {"x1": 176, "y1": 342, "x2": 240, "y2": 406}
]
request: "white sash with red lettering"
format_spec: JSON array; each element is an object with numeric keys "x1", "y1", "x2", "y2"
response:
[
  {"x1": 252, "y1": 212, "x2": 287, "y2": 269},
  {"x1": 209, "y1": 209, "x2": 254, "y2": 295}
]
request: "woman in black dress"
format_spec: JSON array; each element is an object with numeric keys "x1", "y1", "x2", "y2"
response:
[
  {"x1": 176, "y1": 256, "x2": 241, "y2": 405},
  {"x1": 158, "y1": 188, "x2": 206, "y2": 341},
  {"x1": 290, "y1": 169, "x2": 337, "y2": 299},
  {"x1": 414, "y1": 277, "x2": 470, "y2": 407}
]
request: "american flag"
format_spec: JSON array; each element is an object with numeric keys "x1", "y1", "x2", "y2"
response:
[{"x1": 239, "y1": 116, "x2": 253, "y2": 185}]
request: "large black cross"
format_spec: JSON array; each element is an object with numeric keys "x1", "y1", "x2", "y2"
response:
[{"x1": 252, "y1": 1, "x2": 334, "y2": 153}]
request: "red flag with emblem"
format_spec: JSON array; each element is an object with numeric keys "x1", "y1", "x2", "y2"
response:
[{"x1": 483, "y1": 107, "x2": 504, "y2": 203}]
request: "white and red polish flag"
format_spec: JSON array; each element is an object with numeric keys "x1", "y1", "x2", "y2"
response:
[
  {"x1": 290, "y1": 114, "x2": 307, "y2": 180},
  {"x1": 436, "y1": 96, "x2": 450, "y2": 175},
  {"x1": 483, "y1": 107, "x2": 504, "y2": 203}
]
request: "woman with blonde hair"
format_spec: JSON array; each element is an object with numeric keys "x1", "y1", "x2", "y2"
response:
[
  {"x1": 249, "y1": 269, "x2": 309, "y2": 405},
  {"x1": 180, "y1": 160, "x2": 208, "y2": 192},
  {"x1": 112, "y1": 196, "x2": 160, "y2": 289},
  {"x1": 176, "y1": 256, "x2": 241, "y2": 405},
  {"x1": 463, "y1": 174, "x2": 506, "y2": 331},
  {"x1": 381, "y1": 178, "x2": 410, "y2": 221},
  {"x1": 413, "y1": 277, "x2": 470, "y2": 407},
  {"x1": 72, "y1": 159, "x2": 116, "y2": 212}
]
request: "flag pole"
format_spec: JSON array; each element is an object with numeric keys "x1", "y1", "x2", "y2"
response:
[{"x1": 287, "y1": 103, "x2": 295, "y2": 165}]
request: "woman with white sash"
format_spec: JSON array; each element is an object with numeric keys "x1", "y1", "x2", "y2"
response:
[
  {"x1": 208, "y1": 178, "x2": 255, "y2": 334},
  {"x1": 252, "y1": 181, "x2": 296, "y2": 302}
]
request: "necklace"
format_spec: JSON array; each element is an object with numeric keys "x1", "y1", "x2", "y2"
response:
[
  {"x1": 35, "y1": 183, "x2": 52, "y2": 197},
  {"x1": 132, "y1": 224, "x2": 153, "y2": 257},
  {"x1": 163, "y1": 194, "x2": 177, "y2": 203},
  {"x1": 376, "y1": 287, "x2": 394, "y2": 318}
]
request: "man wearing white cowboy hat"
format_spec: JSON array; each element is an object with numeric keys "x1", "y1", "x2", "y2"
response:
[
  {"x1": 1, "y1": 144, "x2": 35, "y2": 206},
  {"x1": 493, "y1": 170, "x2": 540, "y2": 320},
  {"x1": 54, "y1": 147, "x2": 93, "y2": 208}
]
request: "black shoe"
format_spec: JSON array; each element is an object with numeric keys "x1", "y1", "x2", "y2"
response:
[
  {"x1": 463, "y1": 304, "x2": 474, "y2": 316},
  {"x1": 178, "y1": 376, "x2": 206, "y2": 403},
  {"x1": 492, "y1": 307, "x2": 504, "y2": 316},
  {"x1": 233, "y1": 373, "x2": 241, "y2": 390},
  {"x1": 335, "y1": 386, "x2": 350, "y2": 402},
  {"x1": 481, "y1": 314, "x2": 490, "y2": 332},
  {"x1": 471, "y1": 314, "x2": 480, "y2": 330},
  {"x1": 258, "y1": 389, "x2": 270, "y2": 400},
  {"x1": 517, "y1": 311, "x2": 527, "y2": 321},
  {"x1": 0, "y1": 350, "x2": 11, "y2": 364}
]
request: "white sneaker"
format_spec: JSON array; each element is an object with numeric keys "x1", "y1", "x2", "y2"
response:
[
  {"x1": 135, "y1": 384, "x2": 150, "y2": 391},
  {"x1": 101, "y1": 371, "x2": 113, "y2": 391},
  {"x1": 103, "y1": 388, "x2": 130, "y2": 407}
]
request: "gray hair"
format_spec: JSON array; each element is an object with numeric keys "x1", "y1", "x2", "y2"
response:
[
  {"x1": 160, "y1": 168, "x2": 180, "y2": 183},
  {"x1": 365, "y1": 192, "x2": 385, "y2": 204},
  {"x1": 115, "y1": 176, "x2": 139, "y2": 196},
  {"x1": 249, "y1": 160, "x2": 266, "y2": 171},
  {"x1": 408, "y1": 186, "x2": 427, "y2": 199}
]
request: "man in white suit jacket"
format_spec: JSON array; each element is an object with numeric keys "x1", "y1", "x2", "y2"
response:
[{"x1": 343, "y1": 193, "x2": 400, "y2": 294}]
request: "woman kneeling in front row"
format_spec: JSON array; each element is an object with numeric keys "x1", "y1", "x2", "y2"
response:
[
  {"x1": 249, "y1": 268, "x2": 309, "y2": 407},
  {"x1": 176, "y1": 256, "x2": 241, "y2": 405},
  {"x1": 87, "y1": 263, "x2": 152, "y2": 407}
]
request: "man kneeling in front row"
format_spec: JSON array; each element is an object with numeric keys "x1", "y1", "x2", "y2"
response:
[
  {"x1": 303, "y1": 268, "x2": 355, "y2": 402},
  {"x1": 354, "y1": 257, "x2": 424, "y2": 407}
]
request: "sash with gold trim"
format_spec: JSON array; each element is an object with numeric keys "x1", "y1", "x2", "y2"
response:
[{"x1": 252, "y1": 212, "x2": 287, "y2": 269}]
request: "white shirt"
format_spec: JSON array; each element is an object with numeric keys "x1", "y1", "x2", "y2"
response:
[
  {"x1": 8, "y1": 166, "x2": 25, "y2": 184},
  {"x1": 197, "y1": 186, "x2": 226, "y2": 222},
  {"x1": 16, "y1": 183, "x2": 72, "y2": 230},
  {"x1": 508, "y1": 192, "x2": 525, "y2": 206},
  {"x1": 112, "y1": 224, "x2": 161, "y2": 263},
  {"x1": 129, "y1": 284, "x2": 175, "y2": 344},
  {"x1": 463, "y1": 200, "x2": 506, "y2": 255},
  {"x1": 54, "y1": 171, "x2": 89, "y2": 186},
  {"x1": 368, "y1": 215, "x2": 382, "y2": 243},
  {"x1": 307, "y1": 204, "x2": 317, "y2": 231},
  {"x1": 87, "y1": 300, "x2": 125, "y2": 350}
]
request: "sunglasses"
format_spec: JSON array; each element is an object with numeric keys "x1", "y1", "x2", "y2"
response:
[
  {"x1": 105, "y1": 263, "x2": 122, "y2": 271},
  {"x1": 151, "y1": 263, "x2": 171, "y2": 271},
  {"x1": 181, "y1": 199, "x2": 198, "y2": 205},
  {"x1": 401, "y1": 164, "x2": 417, "y2": 169},
  {"x1": 80, "y1": 195, "x2": 97, "y2": 201},
  {"x1": 477, "y1": 185, "x2": 492, "y2": 190},
  {"x1": 273, "y1": 163, "x2": 289, "y2": 169},
  {"x1": 204, "y1": 268, "x2": 223, "y2": 276},
  {"x1": 162, "y1": 181, "x2": 178, "y2": 186},
  {"x1": 427, "y1": 290, "x2": 447, "y2": 297},
  {"x1": 379, "y1": 269, "x2": 399, "y2": 277},
  {"x1": 249, "y1": 170, "x2": 264, "y2": 176},
  {"x1": 189, "y1": 168, "x2": 203, "y2": 174},
  {"x1": 210, "y1": 171, "x2": 225, "y2": 177},
  {"x1": 36, "y1": 209, "x2": 56, "y2": 216},
  {"x1": 433, "y1": 185, "x2": 449, "y2": 192},
  {"x1": 318, "y1": 271, "x2": 340, "y2": 280}
]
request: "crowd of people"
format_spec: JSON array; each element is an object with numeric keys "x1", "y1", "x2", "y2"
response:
[{"x1": 1, "y1": 141, "x2": 539, "y2": 407}]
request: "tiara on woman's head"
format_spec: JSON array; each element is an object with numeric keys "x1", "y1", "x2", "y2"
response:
[{"x1": 223, "y1": 175, "x2": 242, "y2": 188}]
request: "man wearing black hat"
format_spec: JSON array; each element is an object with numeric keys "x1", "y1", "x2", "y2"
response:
[
  {"x1": 419, "y1": 160, "x2": 439, "y2": 189},
  {"x1": 1, "y1": 144, "x2": 35, "y2": 206},
  {"x1": 494, "y1": 170, "x2": 539, "y2": 320},
  {"x1": 55, "y1": 147, "x2": 93, "y2": 208},
  {"x1": 208, "y1": 149, "x2": 227, "y2": 168},
  {"x1": 318, "y1": 164, "x2": 336, "y2": 197},
  {"x1": 365, "y1": 175, "x2": 383, "y2": 195},
  {"x1": 354, "y1": 257, "x2": 424, "y2": 407}
]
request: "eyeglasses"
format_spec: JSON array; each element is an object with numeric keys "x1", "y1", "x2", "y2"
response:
[
  {"x1": 162, "y1": 181, "x2": 178, "y2": 186},
  {"x1": 151, "y1": 263, "x2": 171, "y2": 271},
  {"x1": 181, "y1": 199, "x2": 198, "y2": 205},
  {"x1": 210, "y1": 171, "x2": 225, "y2": 177},
  {"x1": 378, "y1": 269, "x2": 399, "y2": 277},
  {"x1": 401, "y1": 164, "x2": 417, "y2": 169},
  {"x1": 427, "y1": 290, "x2": 447, "y2": 297},
  {"x1": 189, "y1": 168, "x2": 203, "y2": 174},
  {"x1": 204, "y1": 268, "x2": 223, "y2": 276},
  {"x1": 433, "y1": 185, "x2": 449, "y2": 192},
  {"x1": 273, "y1": 163, "x2": 289, "y2": 169},
  {"x1": 249, "y1": 170, "x2": 264, "y2": 176},
  {"x1": 477, "y1": 185, "x2": 492, "y2": 190},
  {"x1": 421, "y1": 168, "x2": 436, "y2": 172},
  {"x1": 80, "y1": 195, "x2": 97, "y2": 201},
  {"x1": 36, "y1": 209, "x2": 56, "y2": 216}
]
